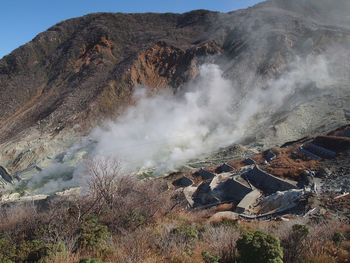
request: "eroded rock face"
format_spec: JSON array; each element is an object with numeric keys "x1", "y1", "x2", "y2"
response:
[{"x1": 0, "y1": 166, "x2": 13, "y2": 184}]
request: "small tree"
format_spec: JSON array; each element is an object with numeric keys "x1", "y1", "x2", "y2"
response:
[
  {"x1": 83, "y1": 158, "x2": 172, "y2": 232},
  {"x1": 236, "y1": 231, "x2": 283, "y2": 263},
  {"x1": 202, "y1": 250, "x2": 219, "y2": 263},
  {"x1": 77, "y1": 216, "x2": 111, "y2": 253},
  {"x1": 292, "y1": 224, "x2": 310, "y2": 237},
  {"x1": 282, "y1": 224, "x2": 310, "y2": 262},
  {"x1": 332, "y1": 232, "x2": 345, "y2": 247},
  {"x1": 85, "y1": 158, "x2": 121, "y2": 211}
]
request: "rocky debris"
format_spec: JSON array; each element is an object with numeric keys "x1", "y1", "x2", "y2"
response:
[
  {"x1": 296, "y1": 170, "x2": 315, "y2": 189},
  {"x1": 177, "y1": 126, "x2": 350, "y2": 221},
  {"x1": 322, "y1": 174, "x2": 350, "y2": 193},
  {"x1": 318, "y1": 151, "x2": 350, "y2": 193},
  {"x1": 258, "y1": 189, "x2": 305, "y2": 214},
  {"x1": 316, "y1": 167, "x2": 331, "y2": 178},
  {"x1": 186, "y1": 163, "x2": 300, "y2": 212},
  {"x1": 209, "y1": 211, "x2": 239, "y2": 222},
  {"x1": 183, "y1": 144, "x2": 248, "y2": 169},
  {"x1": 264, "y1": 149, "x2": 277, "y2": 162},
  {"x1": 319, "y1": 192, "x2": 350, "y2": 223},
  {"x1": 1, "y1": 193, "x2": 48, "y2": 205}
]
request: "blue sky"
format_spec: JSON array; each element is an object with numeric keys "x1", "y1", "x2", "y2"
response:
[{"x1": 0, "y1": 0, "x2": 263, "y2": 59}]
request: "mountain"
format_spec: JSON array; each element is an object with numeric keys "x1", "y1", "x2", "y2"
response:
[{"x1": 0, "y1": 0, "x2": 349, "y2": 176}]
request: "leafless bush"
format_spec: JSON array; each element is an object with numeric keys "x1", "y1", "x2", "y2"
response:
[
  {"x1": 85, "y1": 158, "x2": 121, "y2": 210},
  {"x1": 0, "y1": 203, "x2": 39, "y2": 241},
  {"x1": 202, "y1": 225, "x2": 239, "y2": 262},
  {"x1": 38, "y1": 198, "x2": 82, "y2": 257},
  {"x1": 266, "y1": 217, "x2": 309, "y2": 240},
  {"x1": 82, "y1": 158, "x2": 173, "y2": 233},
  {"x1": 279, "y1": 219, "x2": 342, "y2": 263},
  {"x1": 113, "y1": 227, "x2": 159, "y2": 263},
  {"x1": 156, "y1": 223, "x2": 189, "y2": 258}
]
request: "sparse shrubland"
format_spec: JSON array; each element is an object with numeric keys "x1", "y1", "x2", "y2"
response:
[{"x1": 0, "y1": 159, "x2": 349, "y2": 262}]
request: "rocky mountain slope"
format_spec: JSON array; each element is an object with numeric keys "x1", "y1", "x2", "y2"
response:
[{"x1": 0, "y1": 0, "x2": 349, "y2": 180}]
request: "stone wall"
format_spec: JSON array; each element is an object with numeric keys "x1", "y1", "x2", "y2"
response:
[
  {"x1": 236, "y1": 189, "x2": 261, "y2": 214},
  {"x1": 243, "y1": 166, "x2": 296, "y2": 194},
  {"x1": 212, "y1": 177, "x2": 252, "y2": 202},
  {"x1": 298, "y1": 146, "x2": 322, "y2": 160},
  {"x1": 306, "y1": 142, "x2": 336, "y2": 158},
  {"x1": 197, "y1": 169, "x2": 215, "y2": 180},
  {"x1": 215, "y1": 163, "x2": 234, "y2": 173},
  {"x1": 344, "y1": 128, "x2": 350, "y2": 137}
]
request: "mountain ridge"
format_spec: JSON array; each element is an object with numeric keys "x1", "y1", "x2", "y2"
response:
[{"x1": 0, "y1": 1, "x2": 349, "y2": 174}]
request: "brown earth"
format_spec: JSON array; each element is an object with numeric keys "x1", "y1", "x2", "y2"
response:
[{"x1": 263, "y1": 147, "x2": 320, "y2": 179}]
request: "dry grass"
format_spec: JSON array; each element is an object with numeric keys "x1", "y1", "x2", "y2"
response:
[{"x1": 1, "y1": 159, "x2": 349, "y2": 262}]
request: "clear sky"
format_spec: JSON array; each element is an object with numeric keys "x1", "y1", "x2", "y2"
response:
[{"x1": 0, "y1": 0, "x2": 264, "y2": 59}]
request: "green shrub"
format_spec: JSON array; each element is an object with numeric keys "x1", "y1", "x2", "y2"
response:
[
  {"x1": 292, "y1": 224, "x2": 310, "y2": 238},
  {"x1": 202, "y1": 250, "x2": 220, "y2": 263},
  {"x1": 282, "y1": 224, "x2": 311, "y2": 263},
  {"x1": 332, "y1": 232, "x2": 345, "y2": 247},
  {"x1": 0, "y1": 237, "x2": 49, "y2": 263},
  {"x1": 211, "y1": 218, "x2": 239, "y2": 228},
  {"x1": 16, "y1": 239, "x2": 48, "y2": 262},
  {"x1": 172, "y1": 225, "x2": 199, "y2": 241},
  {"x1": 77, "y1": 216, "x2": 111, "y2": 253},
  {"x1": 0, "y1": 237, "x2": 15, "y2": 263},
  {"x1": 129, "y1": 209, "x2": 146, "y2": 226},
  {"x1": 236, "y1": 231, "x2": 283, "y2": 263}
]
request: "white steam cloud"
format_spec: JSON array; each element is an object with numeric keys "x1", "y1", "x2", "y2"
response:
[
  {"x1": 28, "y1": 52, "x2": 346, "y2": 194},
  {"x1": 92, "y1": 64, "x2": 236, "y2": 173},
  {"x1": 91, "y1": 55, "x2": 332, "y2": 174}
]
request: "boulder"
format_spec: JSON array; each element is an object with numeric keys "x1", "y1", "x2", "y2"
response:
[{"x1": 209, "y1": 211, "x2": 239, "y2": 222}]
